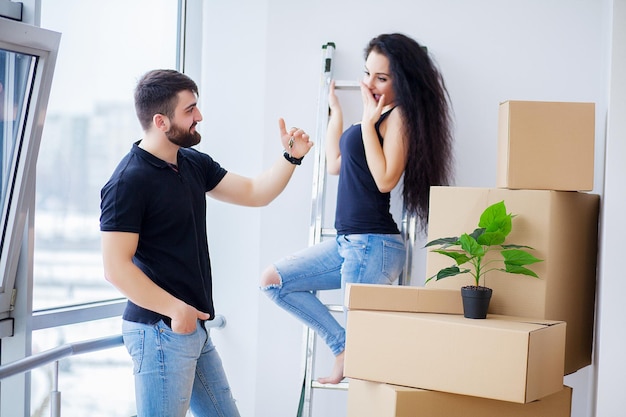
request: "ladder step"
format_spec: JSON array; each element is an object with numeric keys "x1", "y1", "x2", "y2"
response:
[
  {"x1": 333, "y1": 80, "x2": 359, "y2": 89},
  {"x1": 325, "y1": 304, "x2": 343, "y2": 313},
  {"x1": 311, "y1": 380, "x2": 349, "y2": 391}
]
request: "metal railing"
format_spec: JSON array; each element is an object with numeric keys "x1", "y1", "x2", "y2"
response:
[{"x1": 0, "y1": 315, "x2": 226, "y2": 416}]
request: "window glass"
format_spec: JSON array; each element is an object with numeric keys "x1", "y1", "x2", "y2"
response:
[
  {"x1": 29, "y1": 1, "x2": 179, "y2": 415},
  {"x1": 0, "y1": 48, "x2": 36, "y2": 299},
  {"x1": 0, "y1": 49, "x2": 34, "y2": 215},
  {"x1": 34, "y1": 0, "x2": 178, "y2": 309}
]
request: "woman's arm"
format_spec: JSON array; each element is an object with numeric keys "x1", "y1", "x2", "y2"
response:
[
  {"x1": 325, "y1": 80, "x2": 343, "y2": 175},
  {"x1": 359, "y1": 82, "x2": 407, "y2": 192}
]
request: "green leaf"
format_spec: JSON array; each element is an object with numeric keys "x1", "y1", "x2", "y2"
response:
[
  {"x1": 477, "y1": 230, "x2": 506, "y2": 246},
  {"x1": 459, "y1": 233, "x2": 484, "y2": 257},
  {"x1": 436, "y1": 266, "x2": 470, "y2": 279},
  {"x1": 479, "y1": 201, "x2": 512, "y2": 236},
  {"x1": 502, "y1": 243, "x2": 534, "y2": 250},
  {"x1": 501, "y1": 249, "x2": 543, "y2": 266},
  {"x1": 469, "y1": 228, "x2": 485, "y2": 241},
  {"x1": 425, "y1": 236, "x2": 459, "y2": 248},
  {"x1": 478, "y1": 201, "x2": 506, "y2": 227},
  {"x1": 487, "y1": 215, "x2": 512, "y2": 236},
  {"x1": 432, "y1": 249, "x2": 471, "y2": 265},
  {"x1": 424, "y1": 265, "x2": 470, "y2": 284},
  {"x1": 500, "y1": 264, "x2": 540, "y2": 278}
]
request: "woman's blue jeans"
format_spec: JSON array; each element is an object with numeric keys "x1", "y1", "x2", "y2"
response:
[
  {"x1": 122, "y1": 319, "x2": 240, "y2": 417},
  {"x1": 262, "y1": 234, "x2": 406, "y2": 356}
]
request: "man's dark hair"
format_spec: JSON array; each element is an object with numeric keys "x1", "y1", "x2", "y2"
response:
[{"x1": 134, "y1": 69, "x2": 199, "y2": 131}]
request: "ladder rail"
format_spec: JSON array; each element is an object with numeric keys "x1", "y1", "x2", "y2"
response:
[
  {"x1": 299, "y1": 42, "x2": 336, "y2": 417},
  {"x1": 399, "y1": 206, "x2": 417, "y2": 286},
  {"x1": 308, "y1": 45, "x2": 360, "y2": 247},
  {"x1": 308, "y1": 42, "x2": 335, "y2": 247}
]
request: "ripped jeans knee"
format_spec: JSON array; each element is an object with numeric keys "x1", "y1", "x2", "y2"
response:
[{"x1": 260, "y1": 282, "x2": 281, "y2": 302}]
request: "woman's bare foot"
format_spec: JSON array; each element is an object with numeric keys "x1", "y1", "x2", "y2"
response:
[{"x1": 317, "y1": 351, "x2": 345, "y2": 384}]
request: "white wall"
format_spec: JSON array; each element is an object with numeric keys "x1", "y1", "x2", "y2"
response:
[
  {"x1": 200, "y1": 1, "x2": 617, "y2": 416},
  {"x1": 198, "y1": 3, "x2": 268, "y2": 417},
  {"x1": 595, "y1": 0, "x2": 626, "y2": 415}
]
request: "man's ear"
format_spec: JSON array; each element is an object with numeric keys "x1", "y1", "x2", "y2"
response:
[{"x1": 153, "y1": 113, "x2": 169, "y2": 131}]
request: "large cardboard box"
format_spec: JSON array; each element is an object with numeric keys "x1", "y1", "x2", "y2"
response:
[
  {"x1": 345, "y1": 283, "x2": 463, "y2": 314},
  {"x1": 347, "y1": 379, "x2": 573, "y2": 417},
  {"x1": 344, "y1": 311, "x2": 566, "y2": 403},
  {"x1": 425, "y1": 186, "x2": 599, "y2": 375},
  {"x1": 497, "y1": 100, "x2": 595, "y2": 191}
]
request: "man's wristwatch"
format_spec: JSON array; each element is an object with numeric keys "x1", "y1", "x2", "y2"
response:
[{"x1": 283, "y1": 151, "x2": 304, "y2": 165}]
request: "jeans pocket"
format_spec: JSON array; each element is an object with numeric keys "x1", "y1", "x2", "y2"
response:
[
  {"x1": 157, "y1": 319, "x2": 199, "y2": 337},
  {"x1": 382, "y1": 239, "x2": 406, "y2": 282},
  {"x1": 122, "y1": 328, "x2": 145, "y2": 374},
  {"x1": 340, "y1": 234, "x2": 368, "y2": 250}
]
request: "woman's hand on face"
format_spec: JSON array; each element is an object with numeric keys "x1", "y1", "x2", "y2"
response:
[
  {"x1": 360, "y1": 80, "x2": 385, "y2": 126},
  {"x1": 278, "y1": 117, "x2": 314, "y2": 159}
]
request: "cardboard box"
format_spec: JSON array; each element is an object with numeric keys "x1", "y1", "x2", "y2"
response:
[
  {"x1": 347, "y1": 379, "x2": 572, "y2": 417},
  {"x1": 497, "y1": 100, "x2": 595, "y2": 191},
  {"x1": 425, "y1": 186, "x2": 599, "y2": 374},
  {"x1": 345, "y1": 311, "x2": 566, "y2": 403},
  {"x1": 345, "y1": 283, "x2": 463, "y2": 314}
]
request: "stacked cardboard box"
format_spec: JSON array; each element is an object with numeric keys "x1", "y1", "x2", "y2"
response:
[
  {"x1": 496, "y1": 101, "x2": 595, "y2": 191},
  {"x1": 344, "y1": 284, "x2": 570, "y2": 414},
  {"x1": 426, "y1": 101, "x2": 600, "y2": 375},
  {"x1": 344, "y1": 100, "x2": 597, "y2": 416},
  {"x1": 425, "y1": 187, "x2": 599, "y2": 375},
  {"x1": 344, "y1": 284, "x2": 464, "y2": 314},
  {"x1": 347, "y1": 379, "x2": 572, "y2": 417}
]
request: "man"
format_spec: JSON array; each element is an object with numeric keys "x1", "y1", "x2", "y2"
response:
[{"x1": 100, "y1": 69, "x2": 312, "y2": 417}]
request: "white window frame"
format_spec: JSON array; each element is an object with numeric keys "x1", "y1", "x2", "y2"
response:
[{"x1": 0, "y1": 19, "x2": 60, "y2": 329}]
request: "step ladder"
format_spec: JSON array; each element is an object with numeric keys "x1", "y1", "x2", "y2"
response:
[{"x1": 297, "y1": 42, "x2": 417, "y2": 417}]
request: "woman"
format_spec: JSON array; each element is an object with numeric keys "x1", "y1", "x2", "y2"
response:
[{"x1": 260, "y1": 33, "x2": 454, "y2": 384}]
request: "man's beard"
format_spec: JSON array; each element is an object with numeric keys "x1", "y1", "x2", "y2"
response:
[{"x1": 166, "y1": 122, "x2": 201, "y2": 148}]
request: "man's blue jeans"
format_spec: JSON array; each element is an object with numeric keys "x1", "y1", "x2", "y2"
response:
[{"x1": 122, "y1": 319, "x2": 240, "y2": 417}]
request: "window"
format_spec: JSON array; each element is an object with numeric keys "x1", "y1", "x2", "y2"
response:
[
  {"x1": 34, "y1": 0, "x2": 179, "y2": 310},
  {"x1": 0, "y1": 20, "x2": 60, "y2": 323},
  {"x1": 27, "y1": 1, "x2": 181, "y2": 414}
]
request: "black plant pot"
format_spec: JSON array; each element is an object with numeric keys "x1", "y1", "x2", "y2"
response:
[{"x1": 461, "y1": 286, "x2": 493, "y2": 319}]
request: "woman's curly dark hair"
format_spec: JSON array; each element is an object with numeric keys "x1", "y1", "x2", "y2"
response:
[{"x1": 365, "y1": 33, "x2": 454, "y2": 232}]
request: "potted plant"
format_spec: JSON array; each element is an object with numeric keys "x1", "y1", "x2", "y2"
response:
[{"x1": 424, "y1": 200, "x2": 542, "y2": 319}]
